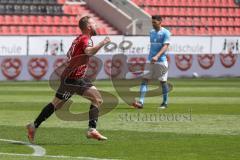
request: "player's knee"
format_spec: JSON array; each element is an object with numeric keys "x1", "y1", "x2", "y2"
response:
[
  {"x1": 97, "y1": 97, "x2": 103, "y2": 106},
  {"x1": 51, "y1": 97, "x2": 65, "y2": 110},
  {"x1": 92, "y1": 97, "x2": 103, "y2": 107}
]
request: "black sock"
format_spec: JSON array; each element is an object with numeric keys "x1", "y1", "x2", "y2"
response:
[
  {"x1": 34, "y1": 103, "x2": 55, "y2": 128},
  {"x1": 88, "y1": 105, "x2": 99, "y2": 129}
]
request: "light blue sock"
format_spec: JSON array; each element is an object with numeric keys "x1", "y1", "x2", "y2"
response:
[
  {"x1": 139, "y1": 81, "x2": 148, "y2": 104},
  {"x1": 162, "y1": 82, "x2": 168, "y2": 104}
]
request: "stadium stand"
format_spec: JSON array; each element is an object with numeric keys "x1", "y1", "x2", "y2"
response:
[
  {"x1": 132, "y1": 0, "x2": 240, "y2": 35},
  {"x1": 0, "y1": 0, "x2": 119, "y2": 35}
]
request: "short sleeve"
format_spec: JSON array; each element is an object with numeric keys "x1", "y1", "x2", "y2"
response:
[{"x1": 163, "y1": 30, "x2": 171, "y2": 44}]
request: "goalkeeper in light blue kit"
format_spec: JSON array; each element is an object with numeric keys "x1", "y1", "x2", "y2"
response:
[{"x1": 132, "y1": 15, "x2": 171, "y2": 109}]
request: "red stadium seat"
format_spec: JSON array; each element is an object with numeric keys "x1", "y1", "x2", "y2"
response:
[
  {"x1": 60, "y1": 26, "x2": 68, "y2": 34},
  {"x1": 46, "y1": 16, "x2": 54, "y2": 25},
  {"x1": 5, "y1": 15, "x2": 13, "y2": 25},
  {"x1": 199, "y1": 27, "x2": 207, "y2": 35},
  {"x1": 38, "y1": 16, "x2": 45, "y2": 24},
  {"x1": 221, "y1": 27, "x2": 229, "y2": 35},
  {"x1": 43, "y1": 26, "x2": 51, "y2": 35},
  {"x1": 62, "y1": 16, "x2": 70, "y2": 25},
  {"x1": 151, "y1": 7, "x2": 158, "y2": 15},
  {"x1": 235, "y1": 27, "x2": 240, "y2": 35},
  {"x1": 63, "y1": 5, "x2": 72, "y2": 14},
  {"x1": 21, "y1": 15, "x2": 29, "y2": 25},
  {"x1": 12, "y1": 16, "x2": 20, "y2": 25},
  {"x1": 10, "y1": 26, "x2": 19, "y2": 35},
  {"x1": 234, "y1": 18, "x2": 240, "y2": 26},
  {"x1": 29, "y1": 15, "x2": 38, "y2": 25},
  {"x1": 2, "y1": 26, "x2": 10, "y2": 34},
  {"x1": 207, "y1": 27, "x2": 214, "y2": 35},
  {"x1": 57, "y1": 0, "x2": 66, "y2": 4},
  {"x1": 221, "y1": 8, "x2": 228, "y2": 17},
  {"x1": 193, "y1": 17, "x2": 201, "y2": 26},
  {"x1": 27, "y1": 26, "x2": 35, "y2": 35},
  {"x1": 186, "y1": 27, "x2": 194, "y2": 35},
  {"x1": 178, "y1": 17, "x2": 185, "y2": 26},
  {"x1": 172, "y1": 7, "x2": 179, "y2": 16},
  {"x1": 19, "y1": 26, "x2": 26, "y2": 34},
  {"x1": 228, "y1": 27, "x2": 235, "y2": 35},
  {"x1": 68, "y1": 26, "x2": 75, "y2": 35},
  {"x1": 70, "y1": 16, "x2": 77, "y2": 24},
  {"x1": 213, "y1": 27, "x2": 221, "y2": 35},
  {"x1": 35, "y1": 26, "x2": 42, "y2": 35},
  {"x1": 51, "y1": 26, "x2": 59, "y2": 34},
  {"x1": 181, "y1": 0, "x2": 189, "y2": 6},
  {"x1": 0, "y1": 16, "x2": 4, "y2": 24},
  {"x1": 53, "y1": 16, "x2": 61, "y2": 25}
]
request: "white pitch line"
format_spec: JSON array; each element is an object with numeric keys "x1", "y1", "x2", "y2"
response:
[
  {"x1": 0, "y1": 139, "x2": 120, "y2": 160},
  {"x1": 0, "y1": 138, "x2": 46, "y2": 156},
  {"x1": 0, "y1": 153, "x2": 120, "y2": 160}
]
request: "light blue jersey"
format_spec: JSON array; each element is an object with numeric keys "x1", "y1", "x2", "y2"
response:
[{"x1": 148, "y1": 27, "x2": 171, "y2": 62}]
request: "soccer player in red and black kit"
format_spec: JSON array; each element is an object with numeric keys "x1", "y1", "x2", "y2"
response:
[{"x1": 26, "y1": 16, "x2": 110, "y2": 143}]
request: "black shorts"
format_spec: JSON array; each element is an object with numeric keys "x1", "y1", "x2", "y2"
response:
[{"x1": 55, "y1": 77, "x2": 93, "y2": 100}]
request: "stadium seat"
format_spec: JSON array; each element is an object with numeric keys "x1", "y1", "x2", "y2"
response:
[
  {"x1": 51, "y1": 26, "x2": 59, "y2": 34},
  {"x1": 69, "y1": 16, "x2": 77, "y2": 24},
  {"x1": 2, "y1": 26, "x2": 10, "y2": 34},
  {"x1": 213, "y1": 27, "x2": 221, "y2": 35},
  {"x1": 11, "y1": 16, "x2": 19, "y2": 25},
  {"x1": 62, "y1": 16, "x2": 70, "y2": 25},
  {"x1": 53, "y1": 16, "x2": 61, "y2": 25},
  {"x1": 10, "y1": 26, "x2": 19, "y2": 35},
  {"x1": 60, "y1": 26, "x2": 68, "y2": 34},
  {"x1": 29, "y1": 15, "x2": 38, "y2": 25},
  {"x1": 57, "y1": 0, "x2": 66, "y2": 4},
  {"x1": 35, "y1": 26, "x2": 43, "y2": 34},
  {"x1": 63, "y1": 5, "x2": 72, "y2": 14},
  {"x1": 4, "y1": 15, "x2": 13, "y2": 25},
  {"x1": 27, "y1": 26, "x2": 35, "y2": 35},
  {"x1": 207, "y1": 27, "x2": 214, "y2": 35},
  {"x1": 46, "y1": 16, "x2": 54, "y2": 25},
  {"x1": 0, "y1": 1, "x2": 118, "y2": 35},
  {"x1": 43, "y1": 26, "x2": 52, "y2": 35},
  {"x1": 19, "y1": 26, "x2": 26, "y2": 34},
  {"x1": 38, "y1": 16, "x2": 45, "y2": 24}
]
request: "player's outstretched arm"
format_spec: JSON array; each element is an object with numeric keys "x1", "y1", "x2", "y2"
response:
[{"x1": 84, "y1": 37, "x2": 110, "y2": 56}]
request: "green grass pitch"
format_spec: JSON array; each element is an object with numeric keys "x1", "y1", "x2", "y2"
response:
[{"x1": 0, "y1": 78, "x2": 240, "y2": 160}]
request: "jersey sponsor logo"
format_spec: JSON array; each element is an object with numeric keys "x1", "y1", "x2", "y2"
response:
[
  {"x1": 197, "y1": 54, "x2": 215, "y2": 69},
  {"x1": 28, "y1": 58, "x2": 48, "y2": 80},
  {"x1": 1, "y1": 58, "x2": 22, "y2": 80},
  {"x1": 175, "y1": 54, "x2": 193, "y2": 71}
]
